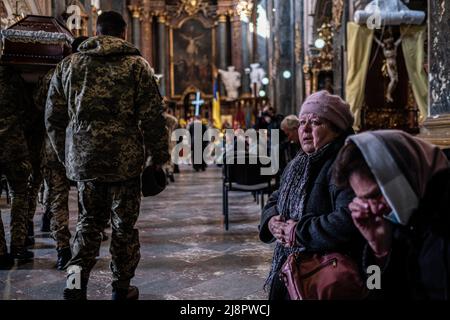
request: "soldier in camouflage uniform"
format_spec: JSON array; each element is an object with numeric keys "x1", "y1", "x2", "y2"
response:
[
  {"x1": 25, "y1": 76, "x2": 47, "y2": 247},
  {"x1": 45, "y1": 12, "x2": 169, "y2": 300},
  {"x1": 163, "y1": 110, "x2": 179, "y2": 183},
  {"x1": 35, "y1": 37, "x2": 89, "y2": 271},
  {"x1": 0, "y1": 65, "x2": 34, "y2": 268}
]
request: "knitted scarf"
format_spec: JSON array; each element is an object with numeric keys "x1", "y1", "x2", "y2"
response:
[{"x1": 264, "y1": 142, "x2": 333, "y2": 291}]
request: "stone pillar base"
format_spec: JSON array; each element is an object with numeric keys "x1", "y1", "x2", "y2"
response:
[{"x1": 417, "y1": 114, "x2": 450, "y2": 148}]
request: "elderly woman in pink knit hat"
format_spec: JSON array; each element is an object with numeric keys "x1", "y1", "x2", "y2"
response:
[{"x1": 259, "y1": 90, "x2": 364, "y2": 300}]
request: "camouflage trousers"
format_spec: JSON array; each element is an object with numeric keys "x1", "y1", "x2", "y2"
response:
[
  {"x1": 0, "y1": 159, "x2": 31, "y2": 255},
  {"x1": 67, "y1": 177, "x2": 141, "y2": 289},
  {"x1": 27, "y1": 160, "x2": 43, "y2": 224},
  {"x1": 42, "y1": 163, "x2": 71, "y2": 249}
]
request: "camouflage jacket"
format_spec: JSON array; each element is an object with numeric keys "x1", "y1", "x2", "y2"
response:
[
  {"x1": 34, "y1": 68, "x2": 59, "y2": 167},
  {"x1": 0, "y1": 66, "x2": 30, "y2": 163},
  {"x1": 45, "y1": 36, "x2": 169, "y2": 182}
]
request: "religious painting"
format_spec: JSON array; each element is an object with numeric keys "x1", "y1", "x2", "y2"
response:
[{"x1": 170, "y1": 18, "x2": 215, "y2": 98}]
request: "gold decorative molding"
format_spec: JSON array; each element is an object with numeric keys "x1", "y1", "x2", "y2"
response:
[
  {"x1": 236, "y1": 0, "x2": 253, "y2": 18},
  {"x1": 218, "y1": 14, "x2": 227, "y2": 23},
  {"x1": 158, "y1": 14, "x2": 167, "y2": 24},
  {"x1": 141, "y1": 9, "x2": 152, "y2": 21},
  {"x1": 332, "y1": 0, "x2": 344, "y2": 30},
  {"x1": 294, "y1": 22, "x2": 302, "y2": 65},
  {"x1": 128, "y1": 5, "x2": 141, "y2": 19},
  {"x1": 418, "y1": 114, "x2": 450, "y2": 148},
  {"x1": 184, "y1": 0, "x2": 202, "y2": 16},
  {"x1": 217, "y1": 8, "x2": 235, "y2": 18},
  {"x1": 174, "y1": 0, "x2": 209, "y2": 17},
  {"x1": 314, "y1": 22, "x2": 334, "y2": 71},
  {"x1": 302, "y1": 21, "x2": 335, "y2": 95}
]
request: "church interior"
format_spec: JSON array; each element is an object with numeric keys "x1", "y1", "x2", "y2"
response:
[{"x1": 1, "y1": 0, "x2": 450, "y2": 301}]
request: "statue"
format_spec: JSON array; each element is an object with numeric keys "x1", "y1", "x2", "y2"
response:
[
  {"x1": 218, "y1": 66, "x2": 241, "y2": 100},
  {"x1": 154, "y1": 74, "x2": 163, "y2": 85},
  {"x1": 249, "y1": 63, "x2": 266, "y2": 97},
  {"x1": 374, "y1": 30, "x2": 402, "y2": 103}
]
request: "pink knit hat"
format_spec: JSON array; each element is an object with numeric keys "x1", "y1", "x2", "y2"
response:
[{"x1": 299, "y1": 90, "x2": 354, "y2": 131}]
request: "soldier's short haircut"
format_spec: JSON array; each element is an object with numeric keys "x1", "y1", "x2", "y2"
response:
[{"x1": 97, "y1": 11, "x2": 127, "y2": 37}]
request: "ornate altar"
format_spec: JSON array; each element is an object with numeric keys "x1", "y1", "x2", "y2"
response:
[
  {"x1": 303, "y1": 21, "x2": 334, "y2": 96},
  {"x1": 0, "y1": 15, "x2": 73, "y2": 82},
  {"x1": 133, "y1": 0, "x2": 266, "y2": 126},
  {"x1": 351, "y1": 0, "x2": 426, "y2": 133},
  {"x1": 169, "y1": 13, "x2": 216, "y2": 99},
  {"x1": 361, "y1": 26, "x2": 419, "y2": 133}
]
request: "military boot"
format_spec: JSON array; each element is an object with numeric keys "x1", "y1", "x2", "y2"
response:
[
  {"x1": 112, "y1": 286, "x2": 139, "y2": 300},
  {"x1": 56, "y1": 247, "x2": 72, "y2": 271},
  {"x1": 10, "y1": 247, "x2": 34, "y2": 260},
  {"x1": 25, "y1": 221, "x2": 35, "y2": 247},
  {"x1": 41, "y1": 212, "x2": 51, "y2": 232}
]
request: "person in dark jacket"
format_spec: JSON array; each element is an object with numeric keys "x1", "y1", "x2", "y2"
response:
[
  {"x1": 279, "y1": 115, "x2": 301, "y2": 174},
  {"x1": 333, "y1": 130, "x2": 450, "y2": 299},
  {"x1": 188, "y1": 116, "x2": 208, "y2": 172},
  {"x1": 259, "y1": 90, "x2": 363, "y2": 300}
]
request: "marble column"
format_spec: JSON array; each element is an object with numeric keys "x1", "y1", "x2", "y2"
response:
[
  {"x1": 272, "y1": 0, "x2": 295, "y2": 115},
  {"x1": 217, "y1": 14, "x2": 228, "y2": 94},
  {"x1": 231, "y1": 13, "x2": 243, "y2": 73},
  {"x1": 217, "y1": 14, "x2": 228, "y2": 70},
  {"x1": 267, "y1": 0, "x2": 275, "y2": 109},
  {"x1": 241, "y1": 18, "x2": 251, "y2": 95},
  {"x1": 52, "y1": 0, "x2": 65, "y2": 21},
  {"x1": 157, "y1": 15, "x2": 167, "y2": 96},
  {"x1": 332, "y1": 0, "x2": 347, "y2": 98},
  {"x1": 293, "y1": 0, "x2": 304, "y2": 111},
  {"x1": 140, "y1": 10, "x2": 153, "y2": 66},
  {"x1": 128, "y1": 5, "x2": 141, "y2": 51},
  {"x1": 419, "y1": 0, "x2": 450, "y2": 148}
]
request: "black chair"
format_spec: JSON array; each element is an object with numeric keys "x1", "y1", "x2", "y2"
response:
[
  {"x1": 443, "y1": 148, "x2": 450, "y2": 162},
  {"x1": 222, "y1": 153, "x2": 275, "y2": 230}
]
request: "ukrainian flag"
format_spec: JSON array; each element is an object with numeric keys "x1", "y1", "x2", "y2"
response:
[{"x1": 212, "y1": 77, "x2": 222, "y2": 130}]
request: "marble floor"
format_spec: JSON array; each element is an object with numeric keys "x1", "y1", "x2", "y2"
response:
[{"x1": 0, "y1": 165, "x2": 274, "y2": 300}]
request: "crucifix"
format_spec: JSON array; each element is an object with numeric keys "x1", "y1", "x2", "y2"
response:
[
  {"x1": 13, "y1": 1, "x2": 24, "y2": 20},
  {"x1": 192, "y1": 91, "x2": 204, "y2": 117}
]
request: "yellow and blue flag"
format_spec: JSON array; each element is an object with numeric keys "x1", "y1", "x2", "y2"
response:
[{"x1": 212, "y1": 78, "x2": 222, "y2": 130}]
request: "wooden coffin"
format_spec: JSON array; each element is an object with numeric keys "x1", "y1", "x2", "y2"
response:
[{"x1": 0, "y1": 15, "x2": 73, "y2": 82}]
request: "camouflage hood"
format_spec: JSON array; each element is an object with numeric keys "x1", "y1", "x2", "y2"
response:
[{"x1": 77, "y1": 35, "x2": 140, "y2": 57}]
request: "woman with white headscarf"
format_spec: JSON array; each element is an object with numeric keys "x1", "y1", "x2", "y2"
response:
[{"x1": 334, "y1": 130, "x2": 450, "y2": 299}]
